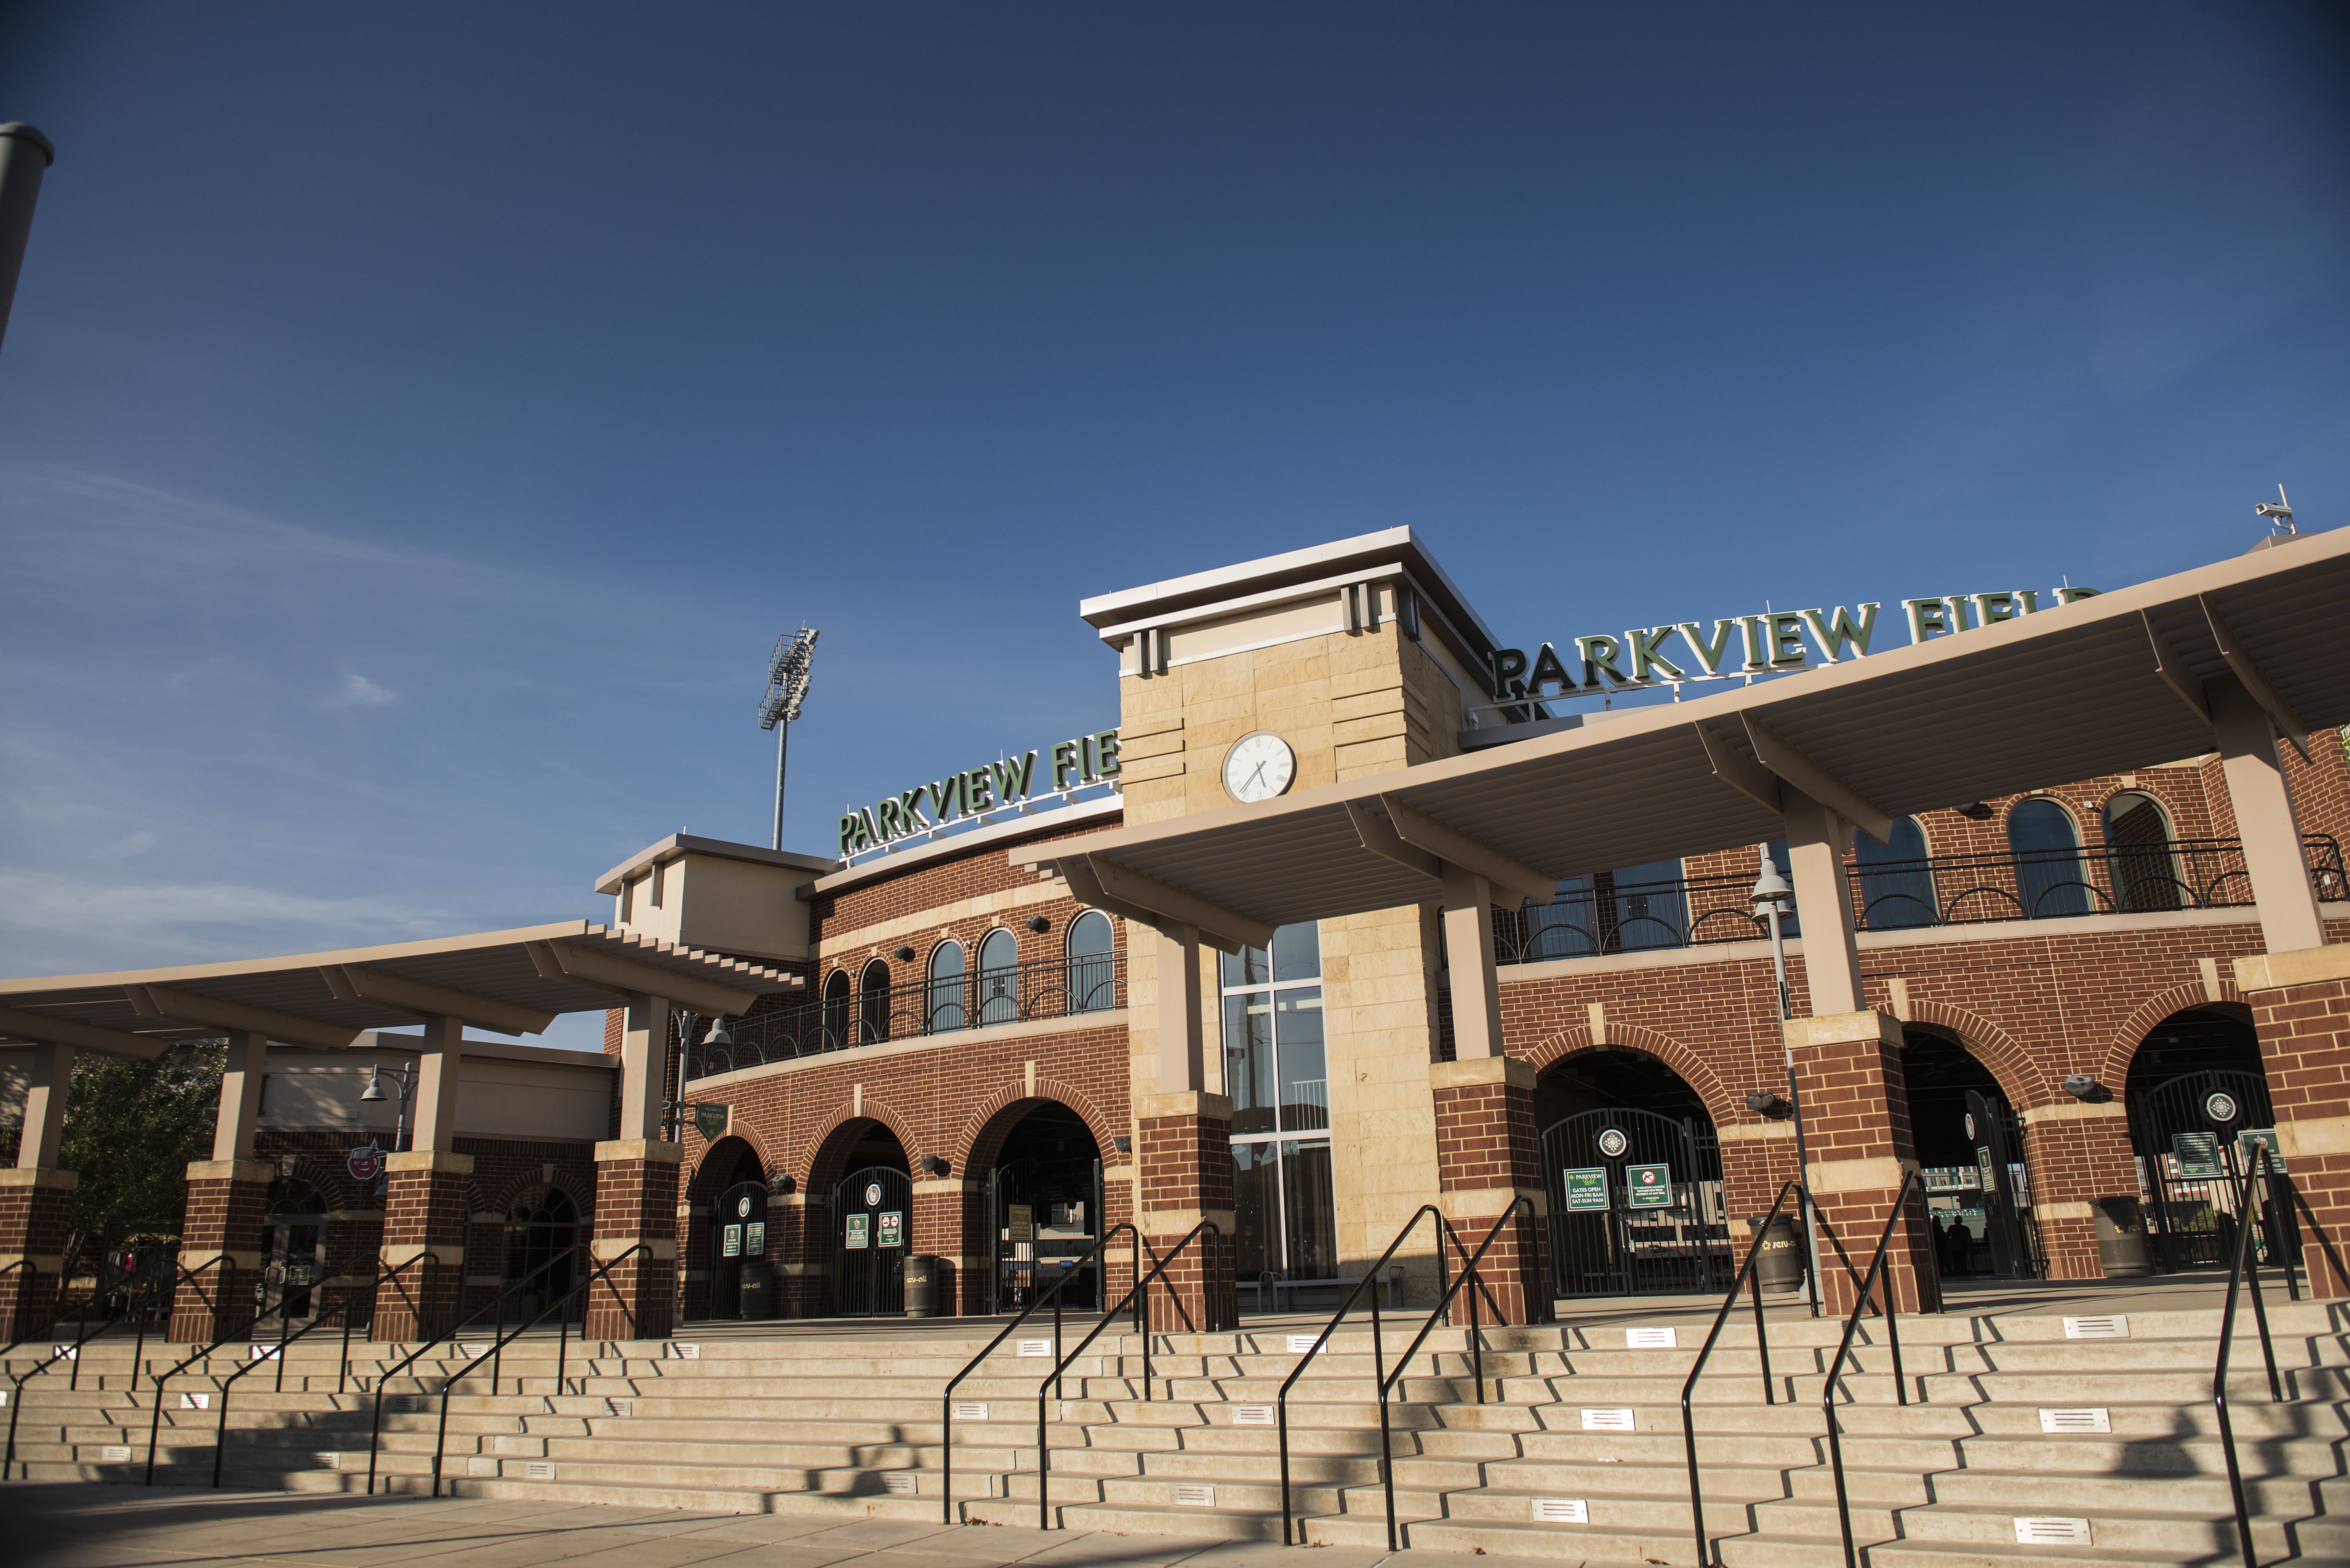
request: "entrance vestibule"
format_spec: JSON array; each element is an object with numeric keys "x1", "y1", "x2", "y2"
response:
[
  {"x1": 2125, "y1": 1008, "x2": 2278, "y2": 1271},
  {"x1": 984, "y1": 1101, "x2": 1103, "y2": 1313},
  {"x1": 825, "y1": 1120, "x2": 910, "y2": 1317},
  {"x1": 1900, "y1": 1029, "x2": 2037, "y2": 1281},
  {"x1": 1533, "y1": 1051, "x2": 1728, "y2": 1299}
]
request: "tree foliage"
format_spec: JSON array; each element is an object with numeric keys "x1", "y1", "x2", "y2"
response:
[{"x1": 57, "y1": 1039, "x2": 224, "y2": 1278}]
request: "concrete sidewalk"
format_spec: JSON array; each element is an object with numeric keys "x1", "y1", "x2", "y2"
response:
[{"x1": 0, "y1": 1483, "x2": 1453, "y2": 1568}]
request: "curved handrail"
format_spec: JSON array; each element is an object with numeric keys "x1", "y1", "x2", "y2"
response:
[
  {"x1": 1680, "y1": 1179, "x2": 1805, "y2": 1567},
  {"x1": 1368, "y1": 1199, "x2": 1536, "y2": 1554},
  {"x1": 1031, "y1": 1220, "x2": 1222, "y2": 1530},
  {"x1": 1277, "y1": 1204, "x2": 1452, "y2": 1545},
  {"x1": 1820, "y1": 1169, "x2": 1923, "y2": 1568},
  {"x1": 940, "y1": 1222, "x2": 1141, "y2": 1523}
]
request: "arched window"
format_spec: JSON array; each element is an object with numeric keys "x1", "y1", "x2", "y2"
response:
[
  {"x1": 977, "y1": 929, "x2": 1020, "y2": 1026},
  {"x1": 2104, "y1": 791, "x2": 2182, "y2": 912},
  {"x1": 927, "y1": 940, "x2": 967, "y2": 1033},
  {"x1": 1855, "y1": 818, "x2": 1938, "y2": 930},
  {"x1": 503, "y1": 1186, "x2": 580, "y2": 1315},
  {"x1": 1066, "y1": 910, "x2": 1116, "y2": 1013},
  {"x1": 2009, "y1": 798, "x2": 2091, "y2": 917},
  {"x1": 823, "y1": 969, "x2": 853, "y2": 1050},
  {"x1": 859, "y1": 959, "x2": 891, "y2": 1044}
]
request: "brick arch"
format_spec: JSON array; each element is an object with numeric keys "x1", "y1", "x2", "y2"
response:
[
  {"x1": 481, "y1": 1165, "x2": 595, "y2": 1223},
  {"x1": 1899, "y1": 1000, "x2": 2048, "y2": 1111},
  {"x1": 1520, "y1": 1024, "x2": 1740, "y2": 1129},
  {"x1": 686, "y1": 1132, "x2": 774, "y2": 1206},
  {"x1": 272, "y1": 1156, "x2": 363, "y2": 1220},
  {"x1": 2099, "y1": 985, "x2": 2255, "y2": 1091},
  {"x1": 804, "y1": 1099, "x2": 921, "y2": 1193},
  {"x1": 952, "y1": 1077, "x2": 1120, "y2": 1177}
]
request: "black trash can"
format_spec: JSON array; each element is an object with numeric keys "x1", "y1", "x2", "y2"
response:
[
  {"x1": 1747, "y1": 1213, "x2": 1806, "y2": 1293},
  {"x1": 739, "y1": 1260, "x2": 771, "y2": 1320},
  {"x1": 2091, "y1": 1196, "x2": 2152, "y2": 1278},
  {"x1": 903, "y1": 1254, "x2": 940, "y2": 1319}
]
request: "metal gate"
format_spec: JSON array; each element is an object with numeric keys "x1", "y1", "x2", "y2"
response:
[
  {"x1": 1959, "y1": 1090, "x2": 2045, "y2": 1279},
  {"x1": 1540, "y1": 1107, "x2": 1729, "y2": 1297},
  {"x1": 987, "y1": 1156, "x2": 1103, "y2": 1313},
  {"x1": 709, "y1": 1180, "x2": 771, "y2": 1320},
  {"x1": 830, "y1": 1165, "x2": 911, "y2": 1316},
  {"x1": 2127, "y1": 1069, "x2": 2280, "y2": 1271}
]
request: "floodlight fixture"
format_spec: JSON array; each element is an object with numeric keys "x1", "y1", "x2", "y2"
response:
[{"x1": 758, "y1": 627, "x2": 819, "y2": 851}]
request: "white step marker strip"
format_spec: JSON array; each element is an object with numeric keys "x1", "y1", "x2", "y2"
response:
[
  {"x1": 52, "y1": 1346, "x2": 76, "y2": 1361},
  {"x1": 1531, "y1": 1498, "x2": 1589, "y2": 1523},
  {"x1": 883, "y1": 1471, "x2": 919, "y2": 1495},
  {"x1": 523, "y1": 1460, "x2": 556, "y2": 1481},
  {"x1": 669, "y1": 1343, "x2": 701, "y2": 1359},
  {"x1": 1287, "y1": 1335, "x2": 1327, "y2": 1354},
  {"x1": 248, "y1": 1345, "x2": 280, "y2": 1361},
  {"x1": 953, "y1": 1401, "x2": 988, "y2": 1421},
  {"x1": 2039, "y1": 1407, "x2": 2110, "y2": 1433},
  {"x1": 315, "y1": 1452, "x2": 340, "y2": 1470},
  {"x1": 1581, "y1": 1407, "x2": 1636, "y2": 1431},
  {"x1": 1172, "y1": 1485, "x2": 1216, "y2": 1506},
  {"x1": 1017, "y1": 1339, "x2": 1054, "y2": 1357},
  {"x1": 180, "y1": 1393, "x2": 210, "y2": 1410},
  {"x1": 2063, "y1": 1315, "x2": 2128, "y2": 1340},
  {"x1": 2014, "y1": 1517, "x2": 2092, "y2": 1545},
  {"x1": 1625, "y1": 1327, "x2": 1677, "y2": 1348},
  {"x1": 459, "y1": 1344, "x2": 489, "y2": 1361},
  {"x1": 1233, "y1": 1404, "x2": 1276, "y2": 1425},
  {"x1": 100, "y1": 1445, "x2": 133, "y2": 1463},
  {"x1": 605, "y1": 1397, "x2": 633, "y2": 1417}
]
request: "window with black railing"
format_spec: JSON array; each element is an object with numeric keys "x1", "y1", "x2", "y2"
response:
[
  {"x1": 1491, "y1": 834, "x2": 2345, "y2": 966},
  {"x1": 687, "y1": 938, "x2": 1127, "y2": 1077}
]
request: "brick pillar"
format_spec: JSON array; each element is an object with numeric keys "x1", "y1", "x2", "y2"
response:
[
  {"x1": 370, "y1": 1151, "x2": 473, "y2": 1342},
  {"x1": 586, "y1": 1139, "x2": 683, "y2": 1341},
  {"x1": 170, "y1": 1159, "x2": 271, "y2": 1342},
  {"x1": 2020, "y1": 1105, "x2": 2137, "y2": 1281},
  {"x1": 1134, "y1": 1091, "x2": 1236, "y2": 1333},
  {"x1": 2239, "y1": 946, "x2": 2350, "y2": 1297},
  {"x1": 771, "y1": 1190, "x2": 827, "y2": 1318},
  {"x1": 1429, "y1": 1056, "x2": 1550, "y2": 1326},
  {"x1": 910, "y1": 1175, "x2": 979, "y2": 1316},
  {"x1": 1786, "y1": 1011, "x2": 1940, "y2": 1316},
  {"x1": 0, "y1": 1168, "x2": 75, "y2": 1340}
]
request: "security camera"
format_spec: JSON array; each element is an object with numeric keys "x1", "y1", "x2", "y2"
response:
[{"x1": 2063, "y1": 1074, "x2": 2100, "y2": 1100}]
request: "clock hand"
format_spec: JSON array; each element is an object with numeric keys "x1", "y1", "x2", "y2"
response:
[{"x1": 1243, "y1": 761, "x2": 1268, "y2": 794}]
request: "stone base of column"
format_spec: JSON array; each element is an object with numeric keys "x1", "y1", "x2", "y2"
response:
[
  {"x1": 170, "y1": 1159, "x2": 270, "y2": 1342},
  {"x1": 1136, "y1": 1092, "x2": 1236, "y2": 1334},
  {"x1": 371, "y1": 1151, "x2": 474, "y2": 1343},
  {"x1": 0, "y1": 1168, "x2": 76, "y2": 1341},
  {"x1": 2241, "y1": 946, "x2": 2350, "y2": 1298},
  {"x1": 1788, "y1": 1012, "x2": 1939, "y2": 1317},
  {"x1": 1430, "y1": 1057, "x2": 1550, "y2": 1326},
  {"x1": 586, "y1": 1140, "x2": 684, "y2": 1340}
]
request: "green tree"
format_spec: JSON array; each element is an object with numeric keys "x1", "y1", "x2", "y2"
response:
[{"x1": 56, "y1": 1039, "x2": 225, "y2": 1279}]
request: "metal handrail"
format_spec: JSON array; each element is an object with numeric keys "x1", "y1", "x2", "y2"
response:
[
  {"x1": 1031, "y1": 1220, "x2": 1223, "y2": 1530},
  {"x1": 423, "y1": 1241, "x2": 653, "y2": 1497},
  {"x1": 1277, "y1": 1204, "x2": 1454, "y2": 1545},
  {"x1": 1820, "y1": 1170, "x2": 1924, "y2": 1568},
  {"x1": 3, "y1": 1255, "x2": 184, "y2": 1478},
  {"x1": 1680, "y1": 1180, "x2": 1807, "y2": 1565},
  {"x1": 1368, "y1": 1199, "x2": 1536, "y2": 1553},
  {"x1": 940, "y1": 1222, "x2": 1142, "y2": 1522},
  {"x1": 0, "y1": 1258, "x2": 36, "y2": 1358}
]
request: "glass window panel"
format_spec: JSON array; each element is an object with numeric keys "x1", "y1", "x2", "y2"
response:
[
  {"x1": 1271, "y1": 922, "x2": 1322, "y2": 983},
  {"x1": 1762, "y1": 840, "x2": 1802, "y2": 937},
  {"x1": 2008, "y1": 799, "x2": 2091, "y2": 917},
  {"x1": 2104, "y1": 793, "x2": 2182, "y2": 912},
  {"x1": 1221, "y1": 943, "x2": 1270, "y2": 990},
  {"x1": 977, "y1": 930, "x2": 1020, "y2": 1025},
  {"x1": 1275, "y1": 989, "x2": 1327, "y2": 1133},
  {"x1": 1609, "y1": 859, "x2": 1687, "y2": 952},
  {"x1": 1065, "y1": 911, "x2": 1116, "y2": 1013},
  {"x1": 927, "y1": 942, "x2": 966, "y2": 1033},
  {"x1": 1280, "y1": 1141, "x2": 1338, "y2": 1279},
  {"x1": 1232, "y1": 1141, "x2": 1280, "y2": 1279},
  {"x1": 1223, "y1": 993, "x2": 1278, "y2": 1136},
  {"x1": 1854, "y1": 818, "x2": 1937, "y2": 930},
  {"x1": 1526, "y1": 877, "x2": 1598, "y2": 959}
]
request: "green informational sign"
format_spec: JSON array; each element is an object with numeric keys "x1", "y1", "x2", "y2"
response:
[
  {"x1": 1562, "y1": 1168, "x2": 1610, "y2": 1212},
  {"x1": 2239, "y1": 1128, "x2": 2284, "y2": 1170},
  {"x1": 2172, "y1": 1131, "x2": 2224, "y2": 1180},
  {"x1": 878, "y1": 1211, "x2": 904, "y2": 1248},
  {"x1": 845, "y1": 1213, "x2": 870, "y2": 1250},
  {"x1": 722, "y1": 1224, "x2": 742, "y2": 1258},
  {"x1": 1626, "y1": 1163, "x2": 1673, "y2": 1209},
  {"x1": 744, "y1": 1221, "x2": 766, "y2": 1257}
]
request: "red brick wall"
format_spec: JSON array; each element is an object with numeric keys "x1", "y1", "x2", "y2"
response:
[{"x1": 2249, "y1": 967, "x2": 2350, "y2": 1295}]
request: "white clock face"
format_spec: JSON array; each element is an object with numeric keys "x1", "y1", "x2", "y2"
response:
[{"x1": 1223, "y1": 731, "x2": 1296, "y2": 803}]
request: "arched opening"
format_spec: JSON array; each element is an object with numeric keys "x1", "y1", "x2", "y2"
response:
[
  {"x1": 823, "y1": 969, "x2": 853, "y2": 1049},
  {"x1": 983, "y1": 1101, "x2": 1103, "y2": 1312},
  {"x1": 2009, "y1": 798, "x2": 2093, "y2": 918},
  {"x1": 859, "y1": 959, "x2": 891, "y2": 1044},
  {"x1": 692, "y1": 1137, "x2": 770, "y2": 1320},
  {"x1": 2124, "y1": 1007, "x2": 2273, "y2": 1270},
  {"x1": 502, "y1": 1185, "x2": 581, "y2": 1321},
  {"x1": 1855, "y1": 817, "x2": 1937, "y2": 930},
  {"x1": 2104, "y1": 792, "x2": 2183, "y2": 912},
  {"x1": 927, "y1": 940, "x2": 967, "y2": 1033},
  {"x1": 1066, "y1": 910, "x2": 1116, "y2": 1013},
  {"x1": 263, "y1": 1176, "x2": 329, "y2": 1323},
  {"x1": 977, "y1": 929, "x2": 1020, "y2": 1026},
  {"x1": 1901, "y1": 1029, "x2": 2038, "y2": 1280},
  {"x1": 824, "y1": 1119, "x2": 911, "y2": 1317},
  {"x1": 1534, "y1": 1050, "x2": 1725, "y2": 1298}
]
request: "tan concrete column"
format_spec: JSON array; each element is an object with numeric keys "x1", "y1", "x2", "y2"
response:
[
  {"x1": 1783, "y1": 791, "x2": 1863, "y2": 1015},
  {"x1": 618, "y1": 993, "x2": 671, "y2": 1141},
  {"x1": 211, "y1": 1030, "x2": 268, "y2": 1161},
  {"x1": 2210, "y1": 676, "x2": 2326, "y2": 955},
  {"x1": 409, "y1": 1013, "x2": 462, "y2": 1152},
  {"x1": 14, "y1": 1040, "x2": 72, "y2": 1168},
  {"x1": 1440, "y1": 868, "x2": 1503, "y2": 1058},
  {"x1": 1155, "y1": 923, "x2": 1205, "y2": 1093}
]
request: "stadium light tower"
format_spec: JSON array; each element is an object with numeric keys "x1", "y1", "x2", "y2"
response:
[{"x1": 760, "y1": 628, "x2": 818, "y2": 851}]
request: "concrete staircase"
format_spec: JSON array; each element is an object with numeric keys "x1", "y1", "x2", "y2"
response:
[{"x1": 5, "y1": 1299, "x2": 2347, "y2": 1565}]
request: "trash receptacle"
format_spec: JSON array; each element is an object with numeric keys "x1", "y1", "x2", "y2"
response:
[
  {"x1": 904, "y1": 1254, "x2": 940, "y2": 1319},
  {"x1": 1747, "y1": 1213, "x2": 1806, "y2": 1293},
  {"x1": 2091, "y1": 1197, "x2": 2152, "y2": 1278},
  {"x1": 739, "y1": 1261, "x2": 771, "y2": 1320}
]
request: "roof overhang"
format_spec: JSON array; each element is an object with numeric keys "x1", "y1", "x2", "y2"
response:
[{"x1": 1020, "y1": 529, "x2": 2350, "y2": 932}]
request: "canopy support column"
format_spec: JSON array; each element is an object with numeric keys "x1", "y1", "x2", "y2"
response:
[{"x1": 0, "y1": 1041, "x2": 75, "y2": 1337}]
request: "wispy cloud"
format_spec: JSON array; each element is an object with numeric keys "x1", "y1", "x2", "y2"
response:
[
  {"x1": 337, "y1": 673, "x2": 397, "y2": 707},
  {"x1": 0, "y1": 869, "x2": 458, "y2": 972}
]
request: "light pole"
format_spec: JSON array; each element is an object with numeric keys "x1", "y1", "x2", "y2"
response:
[
  {"x1": 358, "y1": 1061, "x2": 414, "y2": 1160},
  {"x1": 760, "y1": 629, "x2": 819, "y2": 851},
  {"x1": 1752, "y1": 850, "x2": 1824, "y2": 1317}
]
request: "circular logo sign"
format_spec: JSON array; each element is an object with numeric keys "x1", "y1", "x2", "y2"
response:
[
  {"x1": 2206, "y1": 1091, "x2": 2240, "y2": 1125},
  {"x1": 865, "y1": 1182, "x2": 883, "y2": 1207},
  {"x1": 736, "y1": 1195, "x2": 753, "y2": 1218},
  {"x1": 1597, "y1": 1128, "x2": 1629, "y2": 1159},
  {"x1": 346, "y1": 1143, "x2": 384, "y2": 1183}
]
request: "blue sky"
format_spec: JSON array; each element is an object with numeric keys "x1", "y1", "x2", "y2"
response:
[{"x1": 1, "y1": 4, "x2": 2344, "y2": 1046}]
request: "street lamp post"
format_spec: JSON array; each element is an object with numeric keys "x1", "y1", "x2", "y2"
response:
[
  {"x1": 358, "y1": 1061, "x2": 415, "y2": 1161},
  {"x1": 1752, "y1": 850, "x2": 1825, "y2": 1318}
]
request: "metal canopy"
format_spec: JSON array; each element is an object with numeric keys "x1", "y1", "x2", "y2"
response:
[
  {"x1": 1021, "y1": 529, "x2": 2350, "y2": 932},
  {"x1": 0, "y1": 920, "x2": 803, "y2": 1052}
]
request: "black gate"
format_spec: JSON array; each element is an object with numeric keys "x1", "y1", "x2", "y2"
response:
[
  {"x1": 1540, "y1": 1107, "x2": 1729, "y2": 1297},
  {"x1": 831, "y1": 1165, "x2": 912, "y2": 1316},
  {"x1": 1960, "y1": 1090, "x2": 2044, "y2": 1279},
  {"x1": 2128, "y1": 1069, "x2": 2279, "y2": 1270},
  {"x1": 709, "y1": 1180, "x2": 772, "y2": 1320},
  {"x1": 987, "y1": 1156, "x2": 1103, "y2": 1314}
]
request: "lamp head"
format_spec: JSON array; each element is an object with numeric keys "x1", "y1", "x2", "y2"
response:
[
  {"x1": 1750, "y1": 865, "x2": 1793, "y2": 910},
  {"x1": 706, "y1": 1018, "x2": 733, "y2": 1047},
  {"x1": 359, "y1": 1066, "x2": 386, "y2": 1103}
]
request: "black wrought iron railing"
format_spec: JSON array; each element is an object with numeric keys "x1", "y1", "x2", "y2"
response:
[
  {"x1": 1493, "y1": 835, "x2": 2345, "y2": 963},
  {"x1": 1820, "y1": 1170, "x2": 1924, "y2": 1568},
  {"x1": 1681, "y1": 1179, "x2": 1806, "y2": 1568},
  {"x1": 690, "y1": 948, "x2": 1125, "y2": 1077}
]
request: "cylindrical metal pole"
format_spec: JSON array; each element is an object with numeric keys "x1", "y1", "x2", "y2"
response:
[
  {"x1": 772, "y1": 720, "x2": 789, "y2": 851},
  {"x1": 1769, "y1": 906, "x2": 1826, "y2": 1318},
  {"x1": 0, "y1": 124, "x2": 53, "y2": 358}
]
